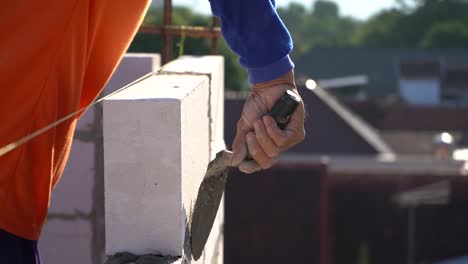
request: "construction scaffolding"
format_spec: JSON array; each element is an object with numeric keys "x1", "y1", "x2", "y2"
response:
[{"x1": 139, "y1": 0, "x2": 222, "y2": 64}]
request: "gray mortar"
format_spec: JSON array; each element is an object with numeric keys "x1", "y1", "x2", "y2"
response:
[{"x1": 105, "y1": 252, "x2": 180, "y2": 264}]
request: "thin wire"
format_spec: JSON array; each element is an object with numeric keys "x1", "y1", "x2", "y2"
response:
[
  {"x1": 0, "y1": 72, "x2": 154, "y2": 157},
  {"x1": 0, "y1": 61, "x2": 215, "y2": 158},
  {"x1": 0, "y1": 64, "x2": 205, "y2": 157}
]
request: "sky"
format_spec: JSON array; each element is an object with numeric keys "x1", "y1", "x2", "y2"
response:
[{"x1": 169, "y1": 0, "x2": 398, "y2": 20}]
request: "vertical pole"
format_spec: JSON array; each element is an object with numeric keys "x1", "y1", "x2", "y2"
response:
[
  {"x1": 408, "y1": 207, "x2": 415, "y2": 264},
  {"x1": 319, "y1": 172, "x2": 329, "y2": 264},
  {"x1": 210, "y1": 16, "x2": 219, "y2": 55},
  {"x1": 162, "y1": 0, "x2": 173, "y2": 64}
]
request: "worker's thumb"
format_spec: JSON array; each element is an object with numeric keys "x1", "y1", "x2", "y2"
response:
[{"x1": 230, "y1": 131, "x2": 248, "y2": 167}]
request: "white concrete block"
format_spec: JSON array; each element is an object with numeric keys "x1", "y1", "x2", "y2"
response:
[
  {"x1": 162, "y1": 56, "x2": 225, "y2": 264},
  {"x1": 165, "y1": 56, "x2": 225, "y2": 264},
  {"x1": 104, "y1": 74, "x2": 210, "y2": 256},
  {"x1": 104, "y1": 56, "x2": 225, "y2": 263},
  {"x1": 49, "y1": 140, "x2": 95, "y2": 215},
  {"x1": 163, "y1": 56, "x2": 225, "y2": 159},
  {"x1": 101, "y1": 53, "x2": 161, "y2": 97},
  {"x1": 40, "y1": 219, "x2": 93, "y2": 264}
]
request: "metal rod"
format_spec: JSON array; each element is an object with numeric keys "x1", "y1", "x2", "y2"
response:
[
  {"x1": 210, "y1": 16, "x2": 219, "y2": 54},
  {"x1": 139, "y1": 25, "x2": 221, "y2": 39},
  {"x1": 162, "y1": 0, "x2": 173, "y2": 64},
  {"x1": 144, "y1": 0, "x2": 221, "y2": 62}
]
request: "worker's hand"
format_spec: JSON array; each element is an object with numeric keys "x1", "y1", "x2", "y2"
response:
[{"x1": 230, "y1": 71, "x2": 305, "y2": 174}]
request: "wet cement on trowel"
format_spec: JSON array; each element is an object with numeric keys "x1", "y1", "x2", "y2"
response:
[{"x1": 190, "y1": 150, "x2": 232, "y2": 260}]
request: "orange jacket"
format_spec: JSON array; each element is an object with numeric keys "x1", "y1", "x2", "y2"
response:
[{"x1": 0, "y1": 0, "x2": 150, "y2": 240}]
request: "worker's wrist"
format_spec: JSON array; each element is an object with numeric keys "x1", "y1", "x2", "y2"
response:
[
  {"x1": 252, "y1": 70, "x2": 296, "y2": 90},
  {"x1": 247, "y1": 55, "x2": 295, "y2": 84}
]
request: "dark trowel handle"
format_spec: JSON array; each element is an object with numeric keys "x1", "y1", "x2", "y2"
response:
[{"x1": 268, "y1": 90, "x2": 301, "y2": 130}]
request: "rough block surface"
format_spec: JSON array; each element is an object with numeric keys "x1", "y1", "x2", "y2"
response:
[
  {"x1": 162, "y1": 56, "x2": 225, "y2": 264},
  {"x1": 104, "y1": 74, "x2": 209, "y2": 256},
  {"x1": 104, "y1": 56, "x2": 225, "y2": 264},
  {"x1": 39, "y1": 219, "x2": 94, "y2": 264},
  {"x1": 162, "y1": 56, "x2": 225, "y2": 159}
]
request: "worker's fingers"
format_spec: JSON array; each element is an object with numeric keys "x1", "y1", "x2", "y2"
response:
[
  {"x1": 283, "y1": 95, "x2": 306, "y2": 144},
  {"x1": 262, "y1": 89, "x2": 305, "y2": 151},
  {"x1": 263, "y1": 107, "x2": 305, "y2": 151},
  {"x1": 230, "y1": 119, "x2": 249, "y2": 166},
  {"x1": 245, "y1": 132, "x2": 275, "y2": 170},
  {"x1": 239, "y1": 160, "x2": 261, "y2": 174},
  {"x1": 231, "y1": 83, "x2": 305, "y2": 172},
  {"x1": 253, "y1": 119, "x2": 280, "y2": 159}
]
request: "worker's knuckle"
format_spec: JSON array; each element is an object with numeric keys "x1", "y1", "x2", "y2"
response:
[
  {"x1": 266, "y1": 148, "x2": 280, "y2": 159},
  {"x1": 254, "y1": 119, "x2": 263, "y2": 130},
  {"x1": 236, "y1": 119, "x2": 242, "y2": 129},
  {"x1": 246, "y1": 132, "x2": 256, "y2": 142},
  {"x1": 249, "y1": 148, "x2": 258, "y2": 157},
  {"x1": 255, "y1": 131, "x2": 265, "y2": 142},
  {"x1": 236, "y1": 118, "x2": 249, "y2": 131},
  {"x1": 247, "y1": 138, "x2": 258, "y2": 157},
  {"x1": 276, "y1": 137, "x2": 288, "y2": 148}
]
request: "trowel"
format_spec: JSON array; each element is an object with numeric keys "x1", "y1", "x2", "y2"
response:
[{"x1": 190, "y1": 90, "x2": 301, "y2": 260}]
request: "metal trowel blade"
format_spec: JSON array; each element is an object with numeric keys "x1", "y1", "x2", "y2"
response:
[{"x1": 190, "y1": 150, "x2": 232, "y2": 260}]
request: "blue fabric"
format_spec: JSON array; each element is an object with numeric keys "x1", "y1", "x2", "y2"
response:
[
  {"x1": 208, "y1": 0, "x2": 294, "y2": 84},
  {"x1": 0, "y1": 229, "x2": 40, "y2": 264}
]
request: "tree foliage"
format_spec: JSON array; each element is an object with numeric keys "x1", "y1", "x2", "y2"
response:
[
  {"x1": 313, "y1": 0, "x2": 339, "y2": 18},
  {"x1": 278, "y1": 0, "x2": 359, "y2": 57},
  {"x1": 354, "y1": 9, "x2": 406, "y2": 47},
  {"x1": 356, "y1": 0, "x2": 468, "y2": 48},
  {"x1": 420, "y1": 20, "x2": 468, "y2": 48}
]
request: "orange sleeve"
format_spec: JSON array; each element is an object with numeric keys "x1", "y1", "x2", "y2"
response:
[{"x1": 0, "y1": 0, "x2": 150, "y2": 240}]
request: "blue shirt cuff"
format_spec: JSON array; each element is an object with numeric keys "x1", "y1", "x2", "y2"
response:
[{"x1": 246, "y1": 55, "x2": 295, "y2": 84}]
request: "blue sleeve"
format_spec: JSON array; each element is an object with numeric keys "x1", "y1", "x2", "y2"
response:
[{"x1": 208, "y1": 0, "x2": 294, "y2": 84}]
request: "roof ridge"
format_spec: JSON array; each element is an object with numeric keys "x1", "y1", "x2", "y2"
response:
[{"x1": 313, "y1": 87, "x2": 394, "y2": 155}]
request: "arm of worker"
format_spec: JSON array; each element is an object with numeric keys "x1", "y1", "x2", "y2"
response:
[{"x1": 209, "y1": 0, "x2": 305, "y2": 173}]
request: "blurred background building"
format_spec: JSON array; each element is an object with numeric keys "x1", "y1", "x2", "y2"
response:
[{"x1": 295, "y1": 48, "x2": 468, "y2": 106}]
